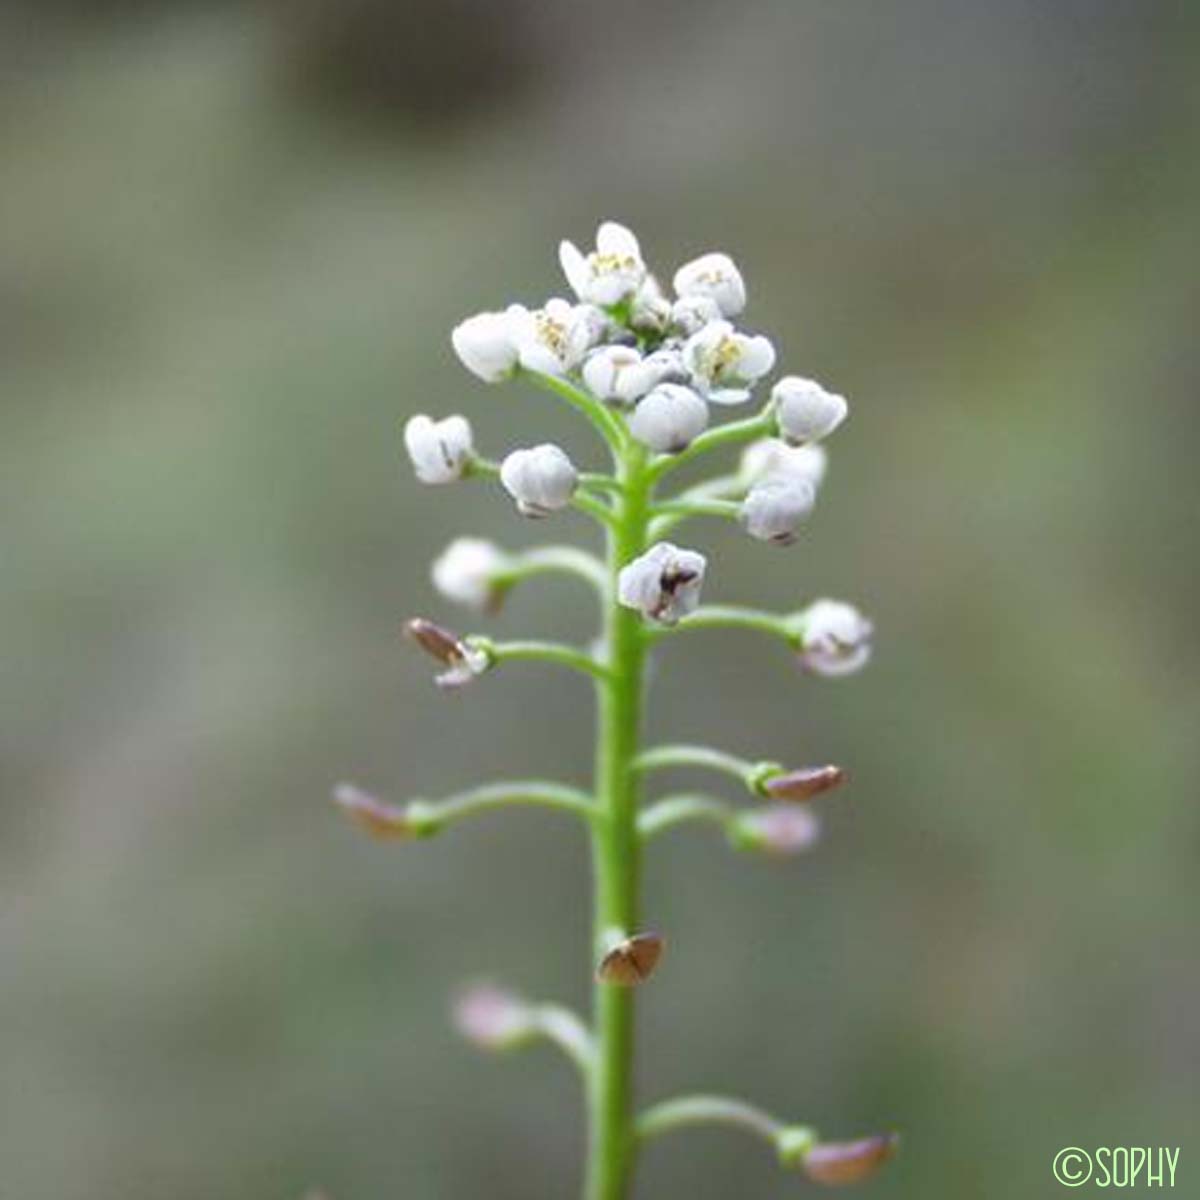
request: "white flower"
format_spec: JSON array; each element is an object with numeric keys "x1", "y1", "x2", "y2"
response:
[
  {"x1": 403, "y1": 413, "x2": 474, "y2": 484},
  {"x1": 683, "y1": 319, "x2": 776, "y2": 405},
  {"x1": 796, "y1": 599, "x2": 873, "y2": 677},
  {"x1": 450, "y1": 308, "x2": 520, "y2": 382},
  {"x1": 628, "y1": 383, "x2": 709, "y2": 453},
  {"x1": 670, "y1": 293, "x2": 722, "y2": 336},
  {"x1": 739, "y1": 439, "x2": 828, "y2": 492},
  {"x1": 500, "y1": 444, "x2": 579, "y2": 517},
  {"x1": 740, "y1": 474, "x2": 816, "y2": 544},
  {"x1": 672, "y1": 252, "x2": 746, "y2": 317},
  {"x1": 773, "y1": 376, "x2": 848, "y2": 444},
  {"x1": 617, "y1": 542, "x2": 707, "y2": 625},
  {"x1": 559, "y1": 221, "x2": 646, "y2": 307},
  {"x1": 510, "y1": 299, "x2": 605, "y2": 377},
  {"x1": 630, "y1": 274, "x2": 671, "y2": 335},
  {"x1": 431, "y1": 538, "x2": 510, "y2": 612}
]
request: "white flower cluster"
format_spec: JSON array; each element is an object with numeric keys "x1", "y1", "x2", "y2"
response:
[{"x1": 403, "y1": 219, "x2": 871, "y2": 678}]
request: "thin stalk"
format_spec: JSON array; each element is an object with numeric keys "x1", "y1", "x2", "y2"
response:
[
  {"x1": 646, "y1": 402, "x2": 775, "y2": 482},
  {"x1": 637, "y1": 794, "x2": 734, "y2": 842},
  {"x1": 498, "y1": 546, "x2": 608, "y2": 597},
  {"x1": 585, "y1": 439, "x2": 651, "y2": 1200},
  {"x1": 634, "y1": 743, "x2": 770, "y2": 791},
  {"x1": 637, "y1": 1095, "x2": 792, "y2": 1149},
  {"x1": 408, "y1": 781, "x2": 595, "y2": 835},
  {"x1": 647, "y1": 604, "x2": 800, "y2": 646},
  {"x1": 486, "y1": 639, "x2": 612, "y2": 682}
]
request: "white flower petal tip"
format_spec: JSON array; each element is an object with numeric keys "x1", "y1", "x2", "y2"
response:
[
  {"x1": 617, "y1": 542, "x2": 707, "y2": 625},
  {"x1": 796, "y1": 600, "x2": 873, "y2": 677},
  {"x1": 450, "y1": 310, "x2": 520, "y2": 383},
  {"x1": 403, "y1": 414, "x2": 474, "y2": 484},
  {"x1": 683, "y1": 320, "x2": 775, "y2": 405},
  {"x1": 628, "y1": 383, "x2": 709, "y2": 453},
  {"x1": 773, "y1": 376, "x2": 848, "y2": 444},
  {"x1": 739, "y1": 439, "x2": 828, "y2": 491},
  {"x1": 431, "y1": 538, "x2": 510, "y2": 612},
  {"x1": 672, "y1": 252, "x2": 746, "y2": 317},
  {"x1": 558, "y1": 221, "x2": 646, "y2": 307},
  {"x1": 740, "y1": 474, "x2": 816, "y2": 544},
  {"x1": 500, "y1": 444, "x2": 579, "y2": 517}
]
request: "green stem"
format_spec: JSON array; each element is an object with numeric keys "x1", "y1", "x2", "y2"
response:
[
  {"x1": 585, "y1": 440, "x2": 651, "y2": 1200},
  {"x1": 523, "y1": 369, "x2": 627, "y2": 448},
  {"x1": 634, "y1": 743, "x2": 778, "y2": 793},
  {"x1": 408, "y1": 781, "x2": 595, "y2": 835},
  {"x1": 648, "y1": 604, "x2": 800, "y2": 646},
  {"x1": 637, "y1": 794, "x2": 734, "y2": 842},
  {"x1": 646, "y1": 402, "x2": 775, "y2": 482},
  {"x1": 484, "y1": 639, "x2": 612, "y2": 682},
  {"x1": 637, "y1": 1095, "x2": 804, "y2": 1152},
  {"x1": 498, "y1": 546, "x2": 608, "y2": 597},
  {"x1": 529, "y1": 1004, "x2": 597, "y2": 1077}
]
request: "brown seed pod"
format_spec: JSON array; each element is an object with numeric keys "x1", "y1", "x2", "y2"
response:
[
  {"x1": 404, "y1": 617, "x2": 463, "y2": 664},
  {"x1": 332, "y1": 783, "x2": 413, "y2": 840},
  {"x1": 596, "y1": 932, "x2": 665, "y2": 986},
  {"x1": 803, "y1": 1133, "x2": 899, "y2": 1186},
  {"x1": 760, "y1": 764, "x2": 846, "y2": 802}
]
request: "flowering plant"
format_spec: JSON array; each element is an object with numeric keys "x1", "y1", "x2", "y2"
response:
[{"x1": 338, "y1": 221, "x2": 896, "y2": 1198}]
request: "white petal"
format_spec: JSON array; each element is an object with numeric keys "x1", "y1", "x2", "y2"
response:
[
  {"x1": 558, "y1": 241, "x2": 589, "y2": 298},
  {"x1": 597, "y1": 220, "x2": 641, "y2": 261}
]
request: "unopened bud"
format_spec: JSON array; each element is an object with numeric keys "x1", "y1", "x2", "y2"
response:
[
  {"x1": 453, "y1": 984, "x2": 533, "y2": 1050},
  {"x1": 803, "y1": 1133, "x2": 899, "y2": 1186},
  {"x1": 596, "y1": 931, "x2": 664, "y2": 986},
  {"x1": 731, "y1": 807, "x2": 820, "y2": 857},
  {"x1": 332, "y1": 783, "x2": 415, "y2": 840},
  {"x1": 759, "y1": 764, "x2": 846, "y2": 802}
]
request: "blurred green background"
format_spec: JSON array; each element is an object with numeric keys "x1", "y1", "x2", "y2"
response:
[{"x1": 3, "y1": 2, "x2": 1198, "y2": 1197}]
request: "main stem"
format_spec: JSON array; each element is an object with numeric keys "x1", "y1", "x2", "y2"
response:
[{"x1": 585, "y1": 441, "x2": 651, "y2": 1200}]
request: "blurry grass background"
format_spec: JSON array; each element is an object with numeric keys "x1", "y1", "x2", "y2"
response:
[{"x1": 2, "y1": 2, "x2": 1199, "y2": 1197}]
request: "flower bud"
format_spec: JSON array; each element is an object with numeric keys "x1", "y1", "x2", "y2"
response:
[
  {"x1": 670, "y1": 293, "x2": 722, "y2": 336},
  {"x1": 500, "y1": 444, "x2": 579, "y2": 517},
  {"x1": 739, "y1": 438, "x2": 828, "y2": 491},
  {"x1": 628, "y1": 383, "x2": 709, "y2": 453},
  {"x1": 450, "y1": 309, "x2": 520, "y2": 383},
  {"x1": 731, "y1": 807, "x2": 820, "y2": 856},
  {"x1": 617, "y1": 542, "x2": 706, "y2": 625},
  {"x1": 403, "y1": 414, "x2": 474, "y2": 484},
  {"x1": 453, "y1": 984, "x2": 534, "y2": 1050},
  {"x1": 332, "y1": 783, "x2": 415, "y2": 840},
  {"x1": 596, "y1": 932, "x2": 665, "y2": 986},
  {"x1": 581, "y1": 345, "x2": 672, "y2": 406},
  {"x1": 760, "y1": 764, "x2": 846, "y2": 802},
  {"x1": 802, "y1": 1134, "x2": 899, "y2": 1186},
  {"x1": 404, "y1": 618, "x2": 490, "y2": 688},
  {"x1": 739, "y1": 473, "x2": 816, "y2": 545},
  {"x1": 773, "y1": 376, "x2": 848, "y2": 444},
  {"x1": 431, "y1": 538, "x2": 510, "y2": 612},
  {"x1": 672, "y1": 252, "x2": 746, "y2": 317},
  {"x1": 630, "y1": 274, "x2": 672, "y2": 335},
  {"x1": 796, "y1": 600, "x2": 873, "y2": 678}
]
